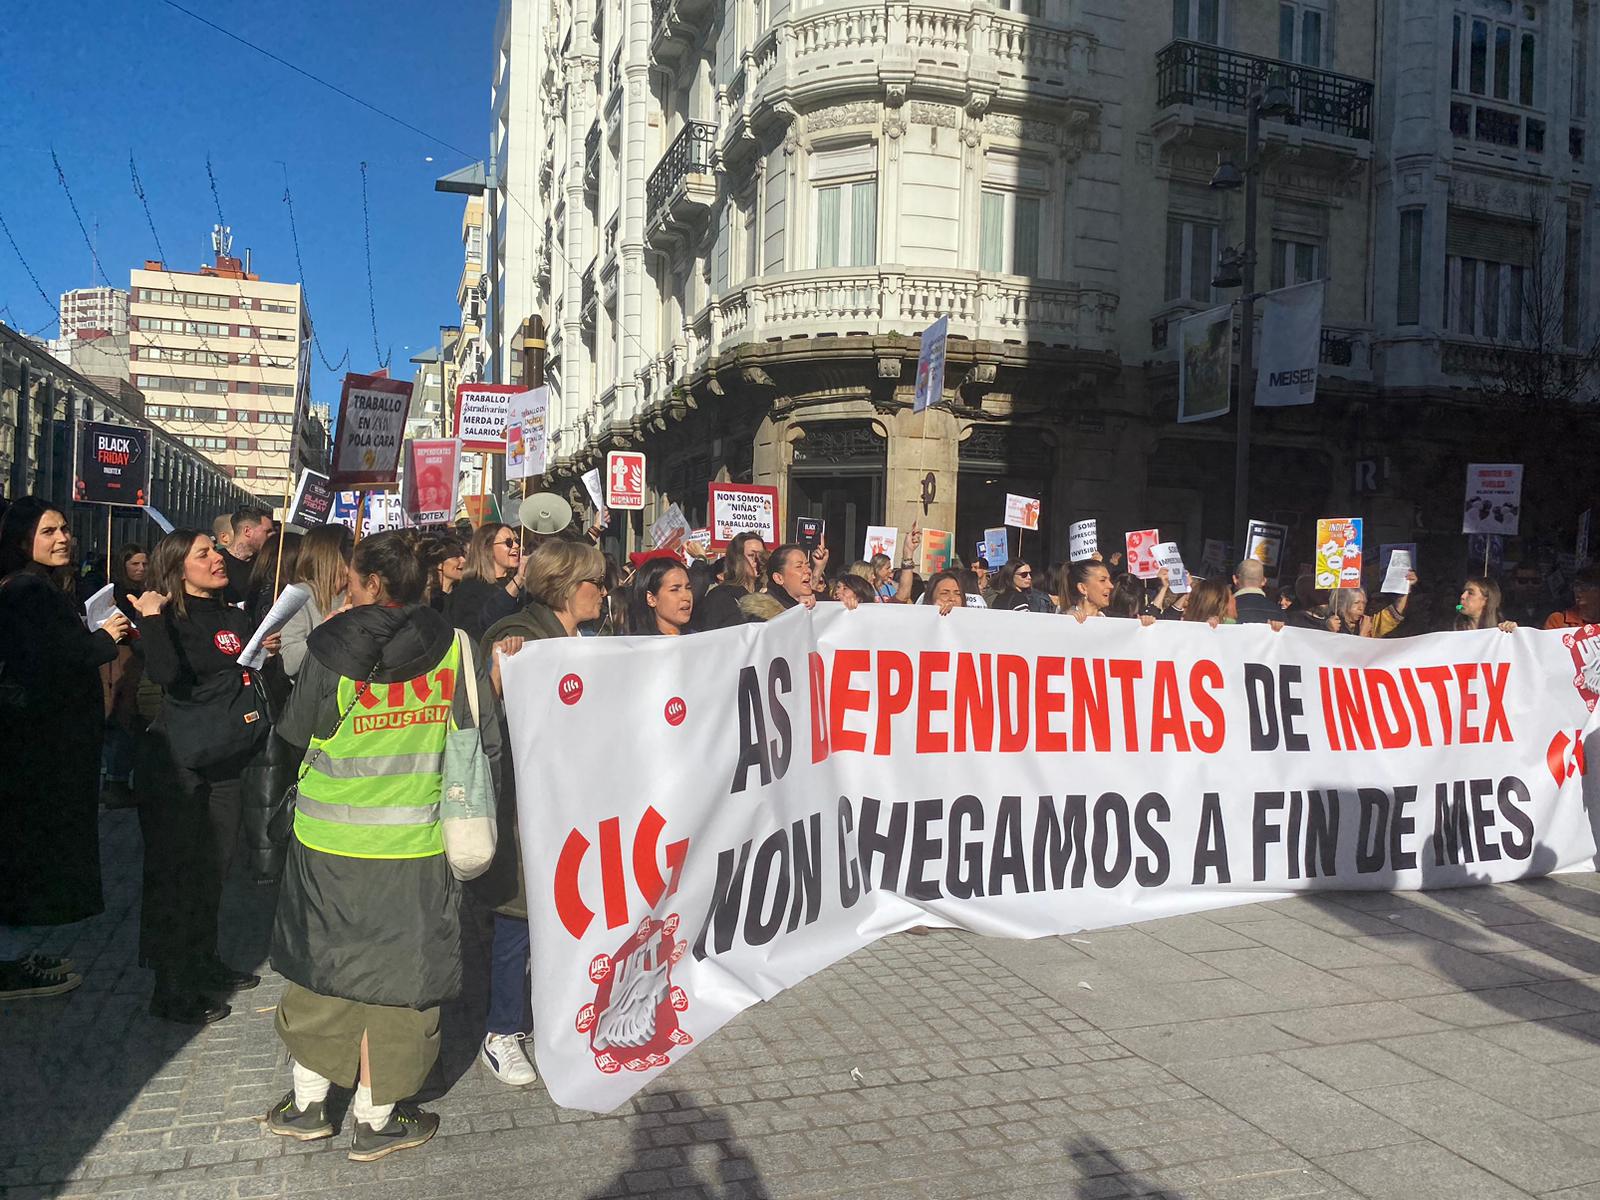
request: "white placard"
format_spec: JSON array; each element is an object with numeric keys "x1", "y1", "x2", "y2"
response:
[
  {"x1": 1069, "y1": 519, "x2": 1097, "y2": 562},
  {"x1": 238, "y1": 582, "x2": 312, "y2": 669},
  {"x1": 1463, "y1": 464, "x2": 1524, "y2": 535}
]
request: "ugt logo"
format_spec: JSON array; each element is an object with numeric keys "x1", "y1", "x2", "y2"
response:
[
  {"x1": 576, "y1": 914, "x2": 692, "y2": 1077},
  {"x1": 1565, "y1": 625, "x2": 1600, "y2": 712},
  {"x1": 554, "y1": 806, "x2": 688, "y2": 939}
]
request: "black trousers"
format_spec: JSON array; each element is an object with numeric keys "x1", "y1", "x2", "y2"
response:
[{"x1": 136, "y1": 734, "x2": 245, "y2": 984}]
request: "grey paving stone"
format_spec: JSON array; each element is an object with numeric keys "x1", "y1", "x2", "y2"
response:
[
  {"x1": 1378, "y1": 1029, "x2": 1600, "y2": 1118},
  {"x1": 1315, "y1": 1138, "x2": 1535, "y2": 1199},
  {"x1": 1166, "y1": 1054, "x2": 1414, "y2": 1157},
  {"x1": 1351, "y1": 1078, "x2": 1600, "y2": 1193},
  {"x1": 1110, "y1": 1016, "x2": 1311, "y2": 1066},
  {"x1": 1275, "y1": 1043, "x2": 1439, "y2": 1092},
  {"x1": 1266, "y1": 1000, "x2": 1453, "y2": 1046}
]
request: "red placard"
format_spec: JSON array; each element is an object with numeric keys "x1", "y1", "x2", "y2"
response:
[
  {"x1": 707, "y1": 483, "x2": 780, "y2": 549},
  {"x1": 606, "y1": 451, "x2": 647, "y2": 510},
  {"x1": 454, "y1": 382, "x2": 523, "y2": 452}
]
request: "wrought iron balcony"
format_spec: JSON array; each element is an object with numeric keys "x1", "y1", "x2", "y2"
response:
[
  {"x1": 1451, "y1": 99, "x2": 1545, "y2": 154},
  {"x1": 1156, "y1": 40, "x2": 1373, "y2": 141},
  {"x1": 580, "y1": 260, "x2": 597, "y2": 331},
  {"x1": 646, "y1": 121, "x2": 718, "y2": 234},
  {"x1": 584, "y1": 122, "x2": 601, "y2": 192}
]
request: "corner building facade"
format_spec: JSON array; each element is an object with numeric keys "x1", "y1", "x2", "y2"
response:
[{"x1": 493, "y1": 0, "x2": 1599, "y2": 568}]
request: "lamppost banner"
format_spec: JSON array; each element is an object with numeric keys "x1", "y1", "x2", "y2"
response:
[{"x1": 1255, "y1": 281, "x2": 1325, "y2": 408}]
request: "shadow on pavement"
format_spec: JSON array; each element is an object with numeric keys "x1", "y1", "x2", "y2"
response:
[
  {"x1": 0, "y1": 808, "x2": 278, "y2": 1194},
  {"x1": 1064, "y1": 1134, "x2": 1184, "y2": 1198},
  {"x1": 585, "y1": 1091, "x2": 766, "y2": 1199}
]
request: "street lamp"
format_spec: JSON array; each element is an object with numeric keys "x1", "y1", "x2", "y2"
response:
[{"x1": 1210, "y1": 79, "x2": 1297, "y2": 552}]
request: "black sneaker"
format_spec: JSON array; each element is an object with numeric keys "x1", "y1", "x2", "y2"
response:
[
  {"x1": 22, "y1": 952, "x2": 75, "y2": 975},
  {"x1": 0, "y1": 958, "x2": 82, "y2": 1000},
  {"x1": 347, "y1": 1102, "x2": 440, "y2": 1162},
  {"x1": 261, "y1": 1091, "x2": 334, "y2": 1141}
]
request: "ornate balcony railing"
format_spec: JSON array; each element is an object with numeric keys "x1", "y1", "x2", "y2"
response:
[
  {"x1": 646, "y1": 121, "x2": 717, "y2": 221},
  {"x1": 1449, "y1": 98, "x2": 1545, "y2": 154},
  {"x1": 584, "y1": 122, "x2": 601, "y2": 190},
  {"x1": 1156, "y1": 39, "x2": 1373, "y2": 141},
  {"x1": 580, "y1": 261, "x2": 597, "y2": 329}
]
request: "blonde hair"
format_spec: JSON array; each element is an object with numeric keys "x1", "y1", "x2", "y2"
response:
[
  {"x1": 524, "y1": 540, "x2": 606, "y2": 613},
  {"x1": 291, "y1": 524, "x2": 352, "y2": 612},
  {"x1": 465, "y1": 523, "x2": 514, "y2": 584}
]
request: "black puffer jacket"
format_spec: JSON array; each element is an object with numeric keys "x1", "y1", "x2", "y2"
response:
[{"x1": 270, "y1": 603, "x2": 503, "y2": 1010}]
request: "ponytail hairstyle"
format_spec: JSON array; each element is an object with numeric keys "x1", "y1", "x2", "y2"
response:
[
  {"x1": 1055, "y1": 559, "x2": 1111, "y2": 613},
  {"x1": 350, "y1": 529, "x2": 426, "y2": 605}
]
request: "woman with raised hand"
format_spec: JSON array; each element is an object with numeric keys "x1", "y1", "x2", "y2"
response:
[
  {"x1": 0, "y1": 498, "x2": 130, "y2": 999},
  {"x1": 129, "y1": 528, "x2": 280, "y2": 1025},
  {"x1": 265, "y1": 530, "x2": 501, "y2": 1160}
]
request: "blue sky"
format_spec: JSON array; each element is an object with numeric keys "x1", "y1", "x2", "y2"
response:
[{"x1": 0, "y1": 0, "x2": 492, "y2": 410}]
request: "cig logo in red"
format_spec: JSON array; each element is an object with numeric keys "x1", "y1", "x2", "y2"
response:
[
  {"x1": 554, "y1": 806, "x2": 688, "y2": 939},
  {"x1": 664, "y1": 696, "x2": 687, "y2": 726},
  {"x1": 559, "y1": 673, "x2": 584, "y2": 705}
]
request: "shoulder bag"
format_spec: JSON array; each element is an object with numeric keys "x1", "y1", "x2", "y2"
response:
[{"x1": 441, "y1": 630, "x2": 498, "y2": 880}]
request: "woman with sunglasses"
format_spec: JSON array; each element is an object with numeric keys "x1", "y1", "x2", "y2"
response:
[
  {"x1": 448, "y1": 524, "x2": 524, "y2": 644},
  {"x1": 988, "y1": 560, "x2": 1053, "y2": 613},
  {"x1": 474, "y1": 540, "x2": 608, "y2": 1089}
]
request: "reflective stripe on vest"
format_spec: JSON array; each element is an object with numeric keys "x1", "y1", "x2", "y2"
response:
[{"x1": 293, "y1": 639, "x2": 461, "y2": 860}]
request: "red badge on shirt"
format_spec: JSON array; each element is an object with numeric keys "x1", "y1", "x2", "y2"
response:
[{"x1": 214, "y1": 630, "x2": 243, "y2": 657}]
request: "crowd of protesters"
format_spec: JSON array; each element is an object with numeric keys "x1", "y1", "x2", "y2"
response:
[{"x1": 0, "y1": 488, "x2": 1589, "y2": 1160}]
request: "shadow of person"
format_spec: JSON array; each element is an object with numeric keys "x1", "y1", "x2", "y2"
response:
[
  {"x1": 0, "y1": 809, "x2": 279, "y2": 1192},
  {"x1": 584, "y1": 1091, "x2": 767, "y2": 1200},
  {"x1": 1063, "y1": 1134, "x2": 1183, "y2": 1198}
]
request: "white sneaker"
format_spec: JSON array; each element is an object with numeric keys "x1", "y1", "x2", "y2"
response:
[{"x1": 478, "y1": 1031, "x2": 538, "y2": 1087}]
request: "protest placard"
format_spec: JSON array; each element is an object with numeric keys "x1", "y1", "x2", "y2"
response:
[
  {"x1": 287, "y1": 469, "x2": 335, "y2": 529},
  {"x1": 1200, "y1": 539, "x2": 1231, "y2": 578},
  {"x1": 919, "y1": 528, "x2": 954, "y2": 575},
  {"x1": 1315, "y1": 517, "x2": 1363, "y2": 590},
  {"x1": 797, "y1": 518, "x2": 825, "y2": 553},
  {"x1": 453, "y1": 382, "x2": 521, "y2": 451},
  {"x1": 1463, "y1": 464, "x2": 1524, "y2": 535},
  {"x1": 506, "y1": 386, "x2": 550, "y2": 481},
  {"x1": 983, "y1": 528, "x2": 1009, "y2": 569},
  {"x1": 1125, "y1": 528, "x2": 1161, "y2": 578},
  {"x1": 1245, "y1": 520, "x2": 1288, "y2": 578},
  {"x1": 913, "y1": 316, "x2": 949, "y2": 413},
  {"x1": 1004, "y1": 494, "x2": 1041, "y2": 531},
  {"x1": 1069, "y1": 519, "x2": 1097, "y2": 562},
  {"x1": 330, "y1": 372, "x2": 412, "y2": 488},
  {"x1": 1381, "y1": 547, "x2": 1414, "y2": 595},
  {"x1": 1153, "y1": 541, "x2": 1191, "y2": 593},
  {"x1": 650, "y1": 504, "x2": 692, "y2": 555},
  {"x1": 864, "y1": 526, "x2": 898, "y2": 562},
  {"x1": 707, "y1": 484, "x2": 779, "y2": 547},
  {"x1": 74, "y1": 419, "x2": 150, "y2": 506},
  {"x1": 401, "y1": 439, "x2": 461, "y2": 526}
]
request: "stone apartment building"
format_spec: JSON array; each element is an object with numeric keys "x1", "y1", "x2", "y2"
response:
[{"x1": 476, "y1": 0, "x2": 1597, "y2": 568}]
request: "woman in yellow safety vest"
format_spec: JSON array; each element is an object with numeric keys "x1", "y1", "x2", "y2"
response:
[{"x1": 262, "y1": 530, "x2": 502, "y2": 1163}]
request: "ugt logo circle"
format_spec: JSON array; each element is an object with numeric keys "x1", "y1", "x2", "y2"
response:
[{"x1": 559, "y1": 673, "x2": 584, "y2": 706}]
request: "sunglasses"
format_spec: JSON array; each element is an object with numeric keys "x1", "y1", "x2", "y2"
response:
[
  {"x1": 494, "y1": 538, "x2": 520, "y2": 549},
  {"x1": 1015, "y1": 569, "x2": 1033, "y2": 577}
]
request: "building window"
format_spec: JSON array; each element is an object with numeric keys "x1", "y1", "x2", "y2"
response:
[
  {"x1": 1278, "y1": 1, "x2": 1325, "y2": 66},
  {"x1": 1397, "y1": 208, "x2": 1423, "y2": 325},
  {"x1": 1269, "y1": 238, "x2": 1323, "y2": 289},
  {"x1": 466, "y1": 226, "x2": 484, "y2": 260},
  {"x1": 998, "y1": 0, "x2": 1043, "y2": 15},
  {"x1": 1172, "y1": 0, "x2": 1222, "y2": 43},
  {"x1": 980, "y1": 190, "x2": 1042, "y2": 275},
  {"x1": 1164, "y1": 217, "x2": 1219, "y2": 303},
  {"x1": 1452, "y1": 4, "x2": 1540, "y2": 108},
  {"x1": 1445, "y1": 257, "x2": 1529, "y2": 340},
  {"x1": 812, "y1": 145, "x2": 878, "y2": 269}
]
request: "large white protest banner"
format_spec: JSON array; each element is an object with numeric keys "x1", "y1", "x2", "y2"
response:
[
  {"x1": 502, "y1": 608, "x2": 1600, "y2": 1112},
  {"x1": 1255, "y1": 280, "x2": 1325, "y2": 408}
]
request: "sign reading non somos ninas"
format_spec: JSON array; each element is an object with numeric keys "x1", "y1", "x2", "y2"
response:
[
  {"x1": 707, "y1": 483, "x2": 779, "y2": 548},
  {"x1": 502, "y1": 608, "x2": 1600, "y2": 1112}
]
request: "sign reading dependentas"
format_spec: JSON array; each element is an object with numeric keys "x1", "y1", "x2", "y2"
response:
[
  {"x1": 331, "y1": 372, "x2": 412, "y2": 488},
  {"x1": 74, "y1": 418, "x2": 150, "y2": 506}
]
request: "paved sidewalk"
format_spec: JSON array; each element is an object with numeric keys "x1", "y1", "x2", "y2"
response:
[{"x1": 10, "y1": 810, "x2": 1600, "y2": 1199}]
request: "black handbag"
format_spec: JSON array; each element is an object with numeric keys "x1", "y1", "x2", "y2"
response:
[{"x1": 161, "y1": 665, "x2": 271, "y2": 769}]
